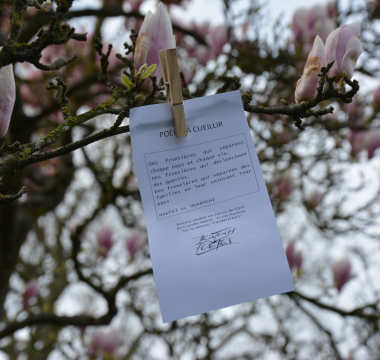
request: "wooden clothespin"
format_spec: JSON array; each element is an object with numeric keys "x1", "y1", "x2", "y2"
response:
[{"x1": 159, "y1": 48, "x2": 187, "y2": 138}]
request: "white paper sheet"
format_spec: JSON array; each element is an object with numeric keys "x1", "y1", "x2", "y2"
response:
[{"x1": 130, "y1": 91, "x2": 294, "y2": 323}]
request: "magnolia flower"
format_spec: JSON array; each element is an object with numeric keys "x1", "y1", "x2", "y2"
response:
[
  {"x1": 209, "y1": 25, "x2": 228, "y2": 58},
  {"x1": 126, "y1": 231, "x2": 145, "y2": 259},
  {"x1": 23, "y1": 280, "x2": 39, "y2": 308},
  {"x1": 333, "y1": 260, "x2": 355, "y2": 291},
  {"x1": 372, "y1": 84, "x2": 380, "y2": 109},
  {"x1": 134, "y1": 3, "x2": 176, "y2": 92},
  {"x1": 272, "y1": 171, "x2": 295, "y2": 202},
  {"x1": 325, "y1": 22, "x2": 362, "y2": 81},
  {"x1": 97, "y1": 227, "x2": 114, "y2": 257},
  {"x1": 307, "y1": 189, "x2": 325, "y2": 207},
  {"x1": 89, "y1": 329, "x2": 123, "y2": 360},
  {"x1": 347, "y1": 129, "x2": 366, "y2": 158},
  {"x1": 285, "y1": 241, "x2": 303, "y2": 275},
  {"x1": 292, "y1": 3, "x2": 336, "y2": 44},
  {"x1": 312, "y1": 18, "x2": 336, "y2": 43},
  {"x1": 0, "y1": 60, "x2": 16, "y2": 138},
  {"x1": 364, "y1": 130, "x2": 380, "y2": 159},
  {"x1": 295, "y1": 35, "x2": 326, "y2": 103},
  {"x1": 307, "y1": 5, "x2": 329, "y2": 31},
  {"x1": 124, "y1": 0, "x2": 144, "y2": 12},
  {"x1": 292, "y1": 8, "x2": 309, "y2": 43},
  {"x1": 326, "y1": 1, "x2": 338, "y2": 19}
]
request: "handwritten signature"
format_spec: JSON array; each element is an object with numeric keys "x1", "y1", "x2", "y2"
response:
[{"x1": 193, "y1": 227, "x2": 237, "y2": 255}]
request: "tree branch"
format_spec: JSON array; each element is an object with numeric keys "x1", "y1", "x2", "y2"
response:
[{"x1": 242, "y1": 62, "x2": 360, "y2": 130}]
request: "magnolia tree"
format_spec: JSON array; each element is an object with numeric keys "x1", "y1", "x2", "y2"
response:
[{"x1": 0, "y1": 0, "x2": 379, "y2": 359}]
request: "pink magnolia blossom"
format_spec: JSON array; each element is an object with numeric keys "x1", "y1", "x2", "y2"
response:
[
  {"x1": 333, "y1": 259, "x2": 355, "y2": 291},
  {"x1": 126, "y1": 231, "x2": 144, "y2": 259},
  {"x1": 292, "y1": 8, "x2": 309, "y2": 43},
  {"x1": 307, "y1": 5, "x2": 329, "y2": 32},
  {"x1": 313, "y1": 18, "x2": 336, "y2": 43},
  {"x1": 134, "y1": 2, "x2": 176, "y2": 92},
  {"x1": 272, "y1": 172, "x2": 295, "y2": 202},
  {"x1": 0, "y1": 61, "x2": 15, "y2": 138},
  {"x1": 209, "y1": 25, "x2": 228, "y2": 58},
  {"x1": 346, "y1": 97, "x2": 365, "y2": 125},
  {"x1": 295, "y1": 35, "x2": 326, "y2": 103},
  {"x1": 372, "y1": 84, "x2": 380, "y2": 109},
  {"x1": 308, "y1": 189, "x2": 325, "y2": 207},
  {"x1": 23, "y1": 280, "x2": 39, "y2": 308},
  {"x1": 325, "y1": 22, "x2": 362, "y2": 81},
  {"x1": 346, "y1": 130, "x2": 366, "y2": 158},
  {"x1": 97, "y1": 227, "x2": 114, "y2": 257},
  {"x1": 89, "y1": 329, "x2": 123, "y2": 360},
  {"x1": 123, "y1": 0, "x2": 144, "y2": 12},
  {"x1": 191, "y1": 21, "x2": 210, "y2": 38},
  {"x1": 326, "y1": 1, "x2": 338, "y2": 19},
  {"x1": 285, "y1": 241, "x2": 303, "y2": 274},
  {"x1": 364, "y1": 130, "x2": 380, "y2": 159},
  {"x1": 292, "y1": 4, "x2": 336, "y2": 44}
]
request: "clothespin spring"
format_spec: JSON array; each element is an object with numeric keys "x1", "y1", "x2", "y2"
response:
[{"x1": 166, "y1": 81, "x2": 183, "y2": 108}]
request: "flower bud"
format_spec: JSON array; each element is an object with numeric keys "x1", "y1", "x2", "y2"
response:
[
  {"x1": 325, "y1": 23, "x2": 362, "y2": 81},
  {"x1": 292, "y1": 8, "x2": 309, "y2": 43},
  {"x1": 272, "y1": 171, "x2": 295, "y2": 202},
  {"x1": 346, "y1": 130, "x2": 365, "y2": 158},
  {"x1": 295, "y1": 35, "x2": 326, "y2": 103},
  {"x1": 285, "y1": 241, "x2": 303, "y2": 275},
  {"x1": 372, "y1": 84, "x2": 380, "y2": 109},
  {"x1": 0, "y1": 62, "x2": 16, "y2": 138},
  {"x1": 209, "y1": 25, "x2": 228, "y2": 58},
  {"x1": 307, "y1": 5, "x2": 328, "y2": 32},
  {"x1": 126, "y1": 231, "x2": 145, "y2": 259},
  {"x1": 364, "y1": 130, "x2": 380, "y2": 159},
  {"x1": 307, "y1": 189, "x2": 325, "y2": 207},
  {"x1": 97, "y1": 227, "x2": 114, "y2": 257},
  {"x1": 326, "y1": 1, "x2": 338, "y2": 19},
  {"x1": 134, "y1": 3, "x2": 176, "y2": 92},
  {"x1": 89, "y1": 330, "x2": 123, "y2": 359},
  {"x1": 332, "y1": 259, "x2": 354, "y2": 291},
  {"x1": 23, "y1": 280, "x2": 39, "y2": 308}
]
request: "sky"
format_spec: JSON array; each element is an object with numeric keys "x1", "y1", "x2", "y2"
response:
[{"x1": 167, "y1": 0, "x2": 325, "y2": 25}]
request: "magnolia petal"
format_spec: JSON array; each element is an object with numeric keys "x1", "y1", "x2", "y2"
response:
[
  {"x1": 335, "y1": 22, "x2": 360, "y2": 69},
  {"x1": 154, "y1": 34, "x2": 176, "y2": 85},
  {"x1": 313, "y1": 18, "x2": 335, "y2": 43},
  {"x1": 309, "y1": 35, "x2": 326, "y2": 67},
  {"x1": 0, "y1": 64, "x2": 16, "y2": 138},
  {"x1": 325, "y1": 26, "x2": 340, "y2": 77},
  {"x1": 145, "y1": 3, "x2": 174, "y2": 69},
  {"x1": 307, "y1": 5, "x2": 328, "y2": 31},
  {"x1": 295, "y1": 57, "x2": 323, "y2": 103},
  {"x1": 292, "y1": 8, "x2": 309, "y2": 41},
  {"x1": 340, "y1": 35, "x2": 362, "y2": 80},
  {"x1": 333, "y1": 260, "x2": 354, "y2": 291},
  {"x1": 295, "y1": 75, "x2": 303, "y2": 104},
  {"x1": 134, "y1": 33, "x2": 150, "y2": 73},
  {"x1": 139, "y1": 10, "x2": 153, "y2": 35},
  {"x1": 364, "y1": 130, "x2": 380, "y2": 159}
]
